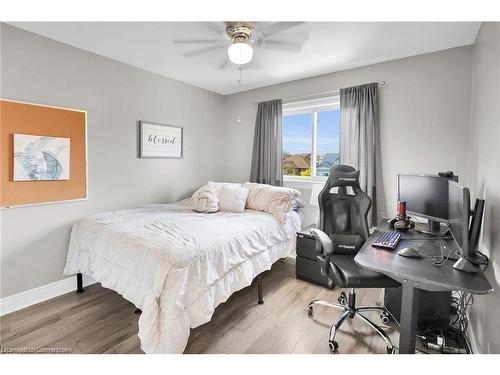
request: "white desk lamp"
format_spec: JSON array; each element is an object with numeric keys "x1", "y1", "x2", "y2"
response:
[{"x1": 310, "y1": 184, "x2": 324, "y2": 227}]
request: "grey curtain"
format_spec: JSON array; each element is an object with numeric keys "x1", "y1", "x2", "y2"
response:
[
  {"x1": 340, "y1": 83, "x2": 383, "y2": 226},
  {"x1": 250, "y1": 99, "x2": 283, "y2": 186}
]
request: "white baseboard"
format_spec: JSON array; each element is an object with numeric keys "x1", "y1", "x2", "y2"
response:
[{"x1": 0, "y1": 275, "x2": 96, "y2": 316}]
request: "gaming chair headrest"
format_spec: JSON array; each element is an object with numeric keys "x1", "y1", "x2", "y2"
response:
[{"x1": 327, "y1": 165, "x2": 360, "y2": 188}]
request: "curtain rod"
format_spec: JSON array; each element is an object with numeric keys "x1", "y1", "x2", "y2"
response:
[{"x1": 253, "y1": 81, "x2": 386, "y2": 106}]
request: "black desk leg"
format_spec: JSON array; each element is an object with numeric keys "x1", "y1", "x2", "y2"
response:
[{"x1": 399, "y1": 281, "x2": 418, "y2": 354}]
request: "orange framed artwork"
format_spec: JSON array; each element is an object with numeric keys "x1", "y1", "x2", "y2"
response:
[{"x1": 0, "y1": 99, "x2": 87, "y2": 207}]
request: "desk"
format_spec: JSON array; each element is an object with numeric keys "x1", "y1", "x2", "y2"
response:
[{"x1": 355, "y1": 221, "x2": 493, "y2": 354}]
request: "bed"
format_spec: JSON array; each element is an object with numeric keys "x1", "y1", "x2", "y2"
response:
[{"x1": 63, "y1": 198, "x2": 302, "y2": 353}]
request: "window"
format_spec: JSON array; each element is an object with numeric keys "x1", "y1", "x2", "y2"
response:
[{"x1": 282, "y1": 96, "x2": 340, "y2": 178}]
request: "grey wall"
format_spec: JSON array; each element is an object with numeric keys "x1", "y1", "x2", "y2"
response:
[
  {"x1": 0, "y1": 24, "x2": 226, "y2": 298},
  {"x1": 221, "y1": 47, "x2": 474, "y2": 226},
  {"x1": 0, "y1": 24, "x2": 487, "y2": 342},
  {"x1": 467, "y1": 22, "x2": 500, "y2": 354}
]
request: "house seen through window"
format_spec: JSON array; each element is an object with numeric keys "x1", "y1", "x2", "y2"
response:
[{"x1": 282, "y1": 96, "x2": 340, "y2": 178}]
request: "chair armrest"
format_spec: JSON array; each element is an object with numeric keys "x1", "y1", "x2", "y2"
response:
[
  {"x1": 310, "y1": 228, "x2": 334, "y2": 255},
  {"x1": 311, "y1": 228, "x2": 345, "y2": 286}
]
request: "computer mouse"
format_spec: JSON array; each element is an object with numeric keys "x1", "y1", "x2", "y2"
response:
[{"x1": 398, "y1": 247, "x2": 423, "y2": 258}]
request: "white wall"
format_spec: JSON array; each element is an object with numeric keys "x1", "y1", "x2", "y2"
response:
[
  {"x1": 467, "y1": 22, "x2": 500, "y2": 354},
  {"x1": 222, "y1": 47, "x2": 474, "y2": 226},
  {"x1": 0, "y1": 24, "x2": 226, "y2": 298}
]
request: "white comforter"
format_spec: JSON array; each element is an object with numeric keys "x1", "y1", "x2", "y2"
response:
[{"x1": 63, "y1": 199, "x2": 301, "y2": 353}]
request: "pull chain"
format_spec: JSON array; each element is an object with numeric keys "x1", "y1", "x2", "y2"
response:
[
  {"x1": 236, "y1": 67, "x2": 243, "y2": 122},
  {"x1": 237, "y1": 66, "x2": 243, "y2": 85}
]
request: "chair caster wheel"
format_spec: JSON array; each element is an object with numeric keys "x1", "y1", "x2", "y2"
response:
[
  {"x1": 307, "y1": 306, "x2": 313, "y2": 316},
  {"x1": 337, "y1": 292, "x2": 347, "y2": 305},
  {"x1": 386, "y1": 346, "x2": 396, "y2": 354},
  {"x1": 329, "y1": 341, "x2": 339, "y2": 352},
  {"x1": 380, "y1": 312, "x2": 390, "y2": 324}
]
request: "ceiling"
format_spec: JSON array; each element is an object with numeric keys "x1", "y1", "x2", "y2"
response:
[{"x1": 10, "y1": 22, "x2": 481, "y2": 95}]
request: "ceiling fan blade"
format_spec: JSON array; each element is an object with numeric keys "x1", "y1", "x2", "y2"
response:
[
  {"x1": 259, "y1": 22, "x2": 304, "y2": 37},
  {"x1": 183, "y1": 46, "x2": 219, "y2": 58},
  {"x1": 173, "y1": 39, "x2": 219, "y2": 45},
  {"x1": 201, "y1": 22, "x2": 226, "y2": 34},
  {"x1": 262, "y1": 39, "x2": 303, "y2": 52}
]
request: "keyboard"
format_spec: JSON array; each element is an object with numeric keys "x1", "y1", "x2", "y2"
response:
[{"x1": 372, "y1": 231, "x2": 401, "y2": 250}]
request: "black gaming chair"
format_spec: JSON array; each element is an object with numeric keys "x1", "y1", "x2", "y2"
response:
[{"x1": 307, "y1": 165, "x2": 400, "y2": 353}]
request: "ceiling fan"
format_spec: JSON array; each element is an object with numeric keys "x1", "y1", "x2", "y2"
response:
[{"x1": 173, "y1": 22, "x2": 308, "y2": 68}]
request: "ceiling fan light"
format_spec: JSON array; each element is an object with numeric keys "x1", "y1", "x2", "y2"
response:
[{"x1": 228, "y1": 42, "x2": 253, "y2": 65}]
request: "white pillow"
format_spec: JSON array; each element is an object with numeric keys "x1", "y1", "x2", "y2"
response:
[
  {"x1": 192, "y1": 181, "x2": 241, "y2": 198},
  {"x1": 208, "y1": 181, "x2": 242, "y2": 196},
  {"x1": 191, "y1": 184, "x2": 219, "y2": 213},
  {"x1": 192, "y1": 183, "x2": 216, "y2": 197},
  {"x1": 218, "y1": 185, "x2": 249, "y2": 213}
]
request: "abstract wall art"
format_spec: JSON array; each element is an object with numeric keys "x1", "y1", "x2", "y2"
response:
[{"x1": 14, "y1": 134, "x2": 71, "y2": 181}]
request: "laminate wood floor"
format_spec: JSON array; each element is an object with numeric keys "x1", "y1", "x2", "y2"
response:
[{"x1": 0, "y1": 260, "x2": 399, "y2": 354}]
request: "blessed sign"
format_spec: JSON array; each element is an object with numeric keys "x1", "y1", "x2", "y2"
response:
[{"x1": 139, "y1": 121, "x2": 183, "y2": 158}]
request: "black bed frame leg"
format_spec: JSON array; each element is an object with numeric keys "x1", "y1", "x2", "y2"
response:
[
  {"x1": 76, "y1": 273, "x2": 85, "y2": 294},
  {"x1": 257, "y1": 274, "x2": 264, "y2": 305}
]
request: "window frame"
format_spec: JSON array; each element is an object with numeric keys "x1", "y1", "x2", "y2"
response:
[{"x1": 282, "y1": 96, "x2": 340, "y2": 185}]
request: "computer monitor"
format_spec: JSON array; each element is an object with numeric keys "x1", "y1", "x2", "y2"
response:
[
  {"x1": 397, "y1": 174, "x2": 452, "y2": 230},
  {"x1": 445, "y1": 181, "x2": 488, "y2": 273},
  {"x1": 469, "y1": 199, "x2": 485, "y2": 253},
  {"x1": 448, "y1": 181, "x2": 471, "y2": 256}
]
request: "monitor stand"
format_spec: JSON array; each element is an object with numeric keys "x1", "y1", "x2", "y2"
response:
[
  {"x1": 453, "y1": 257, "x2": 479, "y2": 273},
  {"x1": 415, "y1": 219, "x2": 443, "y2": 235},
  {"x1": 428, "y1": 219, "x2": 441, "y2": 232}
]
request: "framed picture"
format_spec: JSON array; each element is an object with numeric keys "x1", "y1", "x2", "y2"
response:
[
  {"x1": 14, "y1": 133, "x2": 71, "y2": 181},
  {"x1": 139, "y1": 121, "x2": 183, "y2": 159}
]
